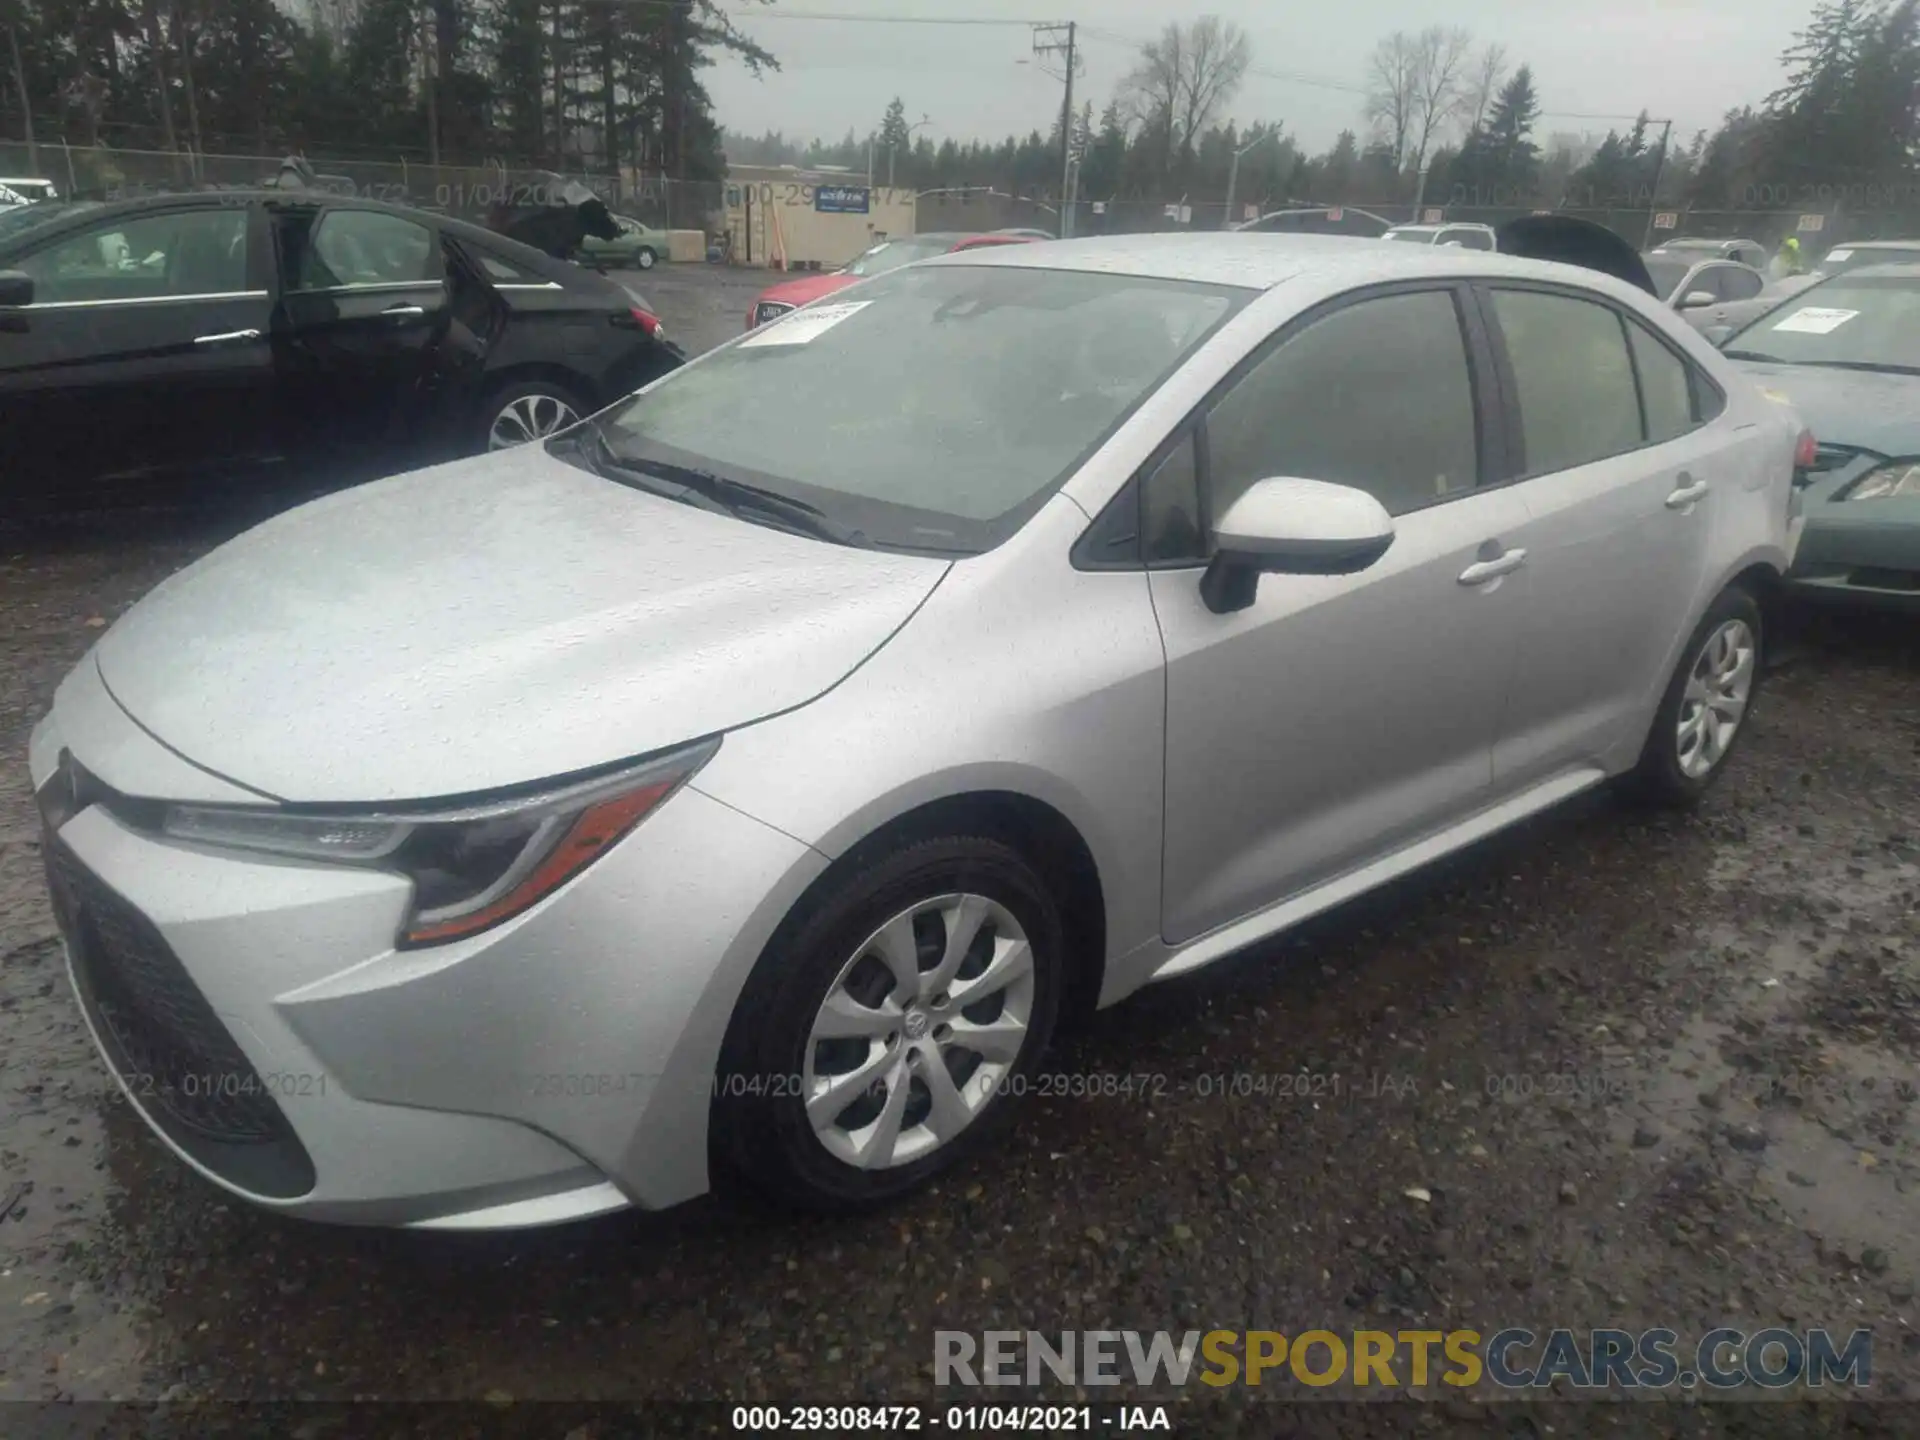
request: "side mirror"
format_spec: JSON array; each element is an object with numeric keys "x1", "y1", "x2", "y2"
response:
[
  {"x1": 1199, "y1": 477, "x2": 1396, "y2": 615},
  {"x1": 1679, "y1": 290, "x2": 1716, "y2": 309},
  {"x1": 0, "y1": 270, "x2": 33, "y2": 307}
]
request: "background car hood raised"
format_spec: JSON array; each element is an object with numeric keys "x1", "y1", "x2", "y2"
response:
[
  {"x1": 1731, "y1": 361, "x2": 1920, "y2": 458},
  {"x1": 93, "y1": 447, "x2": 950, "y2": 804}
]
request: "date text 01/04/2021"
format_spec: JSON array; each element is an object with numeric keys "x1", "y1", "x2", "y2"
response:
[{"x1": 729, "y1": 1405, "x2": 1172, "y2": 1432}]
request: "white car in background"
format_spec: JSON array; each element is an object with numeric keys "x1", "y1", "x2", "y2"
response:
[
  {"x1": 1382, "y1": 221, "x2": 1498, "y2": 251},
  {"x1": 0, "y1": 177, "x2": 58, "y2": 207}
]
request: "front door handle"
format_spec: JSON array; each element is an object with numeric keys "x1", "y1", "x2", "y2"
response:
[
  {"x1": 382, "y1": 304, "x2": 426, "y2": 319},
  {"x1": 193, "y1": 328, "x2": 261, "y2": 346},
  {"x1": 1458, "y1": 548, "x2": 1527, "y2": 586},
  {"x1": 1666, "y1": 476, "x2": 1711, "y2": 509}
]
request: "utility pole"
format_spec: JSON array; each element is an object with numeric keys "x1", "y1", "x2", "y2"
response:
[
  {"x1": 1032, "y1": 21, "x2": 1079, "y2": 237},
  {"x1": 1640, "y1": 118, "x2": 1674, "y2": 250},
  {"x1": 5, "y1": 24, "x2": 35, "y2": 173},
  {"x1": 1224, "y1": 131, "x2": 1272, "y2": 232}
]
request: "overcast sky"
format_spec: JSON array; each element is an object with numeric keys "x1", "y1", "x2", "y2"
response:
[{"x1": 706, "y1": 0, "x2": 1816, "y2": 157}]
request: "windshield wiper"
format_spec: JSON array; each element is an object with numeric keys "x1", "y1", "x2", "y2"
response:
[
  {"x1": 554, "y1": 423, "x2": 734, "y2": 517},
  {"x1": 608, "y1": 453, "x2": 868, "y2": 547},
  {"x1": 1797, "y1": 359, "x2": 1920, "y2": 376},
  {"x1": 1721, "y1": 349, "x2": 1788, "y2": 363}
]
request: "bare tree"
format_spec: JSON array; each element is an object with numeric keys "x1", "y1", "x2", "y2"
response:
[
  {"x1": 1124, "y1": 15, "x2": 1251, "y2": 179},
  {"x1": 1407, "y1": 26, "x2": 1474, "y2": 178},
  {"x1": 1459, "y1": 42, "x2": 1508, "y2": 136},
  {"x1": 1363, "y1": 31, "x2": 1418, "y2": 169}
]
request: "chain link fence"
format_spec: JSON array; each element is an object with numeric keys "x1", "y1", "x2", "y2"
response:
[{"x1": 0, "y1": 141, "x2": 725, "y2": 230}]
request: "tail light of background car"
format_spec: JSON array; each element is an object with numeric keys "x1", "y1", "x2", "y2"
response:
[{"x1": 613, "y1": 307, "x2": 665, "y2": 339}]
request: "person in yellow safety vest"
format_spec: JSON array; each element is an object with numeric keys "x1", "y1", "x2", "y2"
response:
[{"x1": 1779, "y1": 235, "x2": 1806, "y2": 276}]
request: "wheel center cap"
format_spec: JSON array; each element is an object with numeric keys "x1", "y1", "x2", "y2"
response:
[{"x1": 903, "y1": 1008, "x2": 931, "y2": 1041}]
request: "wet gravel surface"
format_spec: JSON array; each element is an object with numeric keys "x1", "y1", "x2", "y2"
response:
[{"x1": 1, "y1": 270, "x2": 1917, "y2": 1430}]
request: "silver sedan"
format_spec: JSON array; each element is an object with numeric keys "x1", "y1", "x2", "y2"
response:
[{"x1": 31, "y1": 233, "x2": 1801, "y2": 1227}]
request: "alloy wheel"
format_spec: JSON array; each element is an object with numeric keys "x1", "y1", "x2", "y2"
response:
[
  {"x1": 804, "y1": 893, "x2": 1035, "y2": 1170},
  {"x1": 488, "y1": 393, "x2": 580, "y2": 451},
  {"x1": 636, "y1": 248, "x2": 656, "y2": 269},
  {"x1": 1676, "y1": 617, "x2": 1756, "y2": 779}
]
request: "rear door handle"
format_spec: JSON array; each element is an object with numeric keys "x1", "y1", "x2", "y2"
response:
[
  {"x1": 1666, "y1": 476, "x2": 1711, "y2": 509},
  {"x1": 193, "y1": 328, "x2": 261, "y2": 346},
  {"x1": 382, "y1": 304, "x2": 426, "y2": 319},
  {"x1": 1458, "y1": 548, "x2": 1527, "y2": 586}
]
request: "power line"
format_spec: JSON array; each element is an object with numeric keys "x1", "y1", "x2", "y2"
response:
[{"x1": 721, "y1": 8, "x2": 1061, "y2": 25}]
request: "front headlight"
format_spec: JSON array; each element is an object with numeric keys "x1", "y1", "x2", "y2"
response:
[
  {"x1": 161, "y1": 740, "x2": 717, "y2": 947},
  {"x1": 1845, "y1": 461, "x2": 1920, "y2": 500}
]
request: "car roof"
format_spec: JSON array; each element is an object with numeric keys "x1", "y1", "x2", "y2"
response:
[
  {"x1": 921, "y1": 230, "x2": 1674, "y2": 296},
  {"x1": 1836, "y1": 239, "x2": 1920, "y2": 250}
]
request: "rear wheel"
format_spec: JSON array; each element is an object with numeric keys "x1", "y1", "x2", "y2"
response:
[
  {"x1": 478, "y1": 378, "x2": 586, "y2": 453},
  {"x1": 1626, "y1": 585, "x2": 1763, "y2": 806},
  {"x1": 713, "y1": 836, "x2": 1064, "y2": 1212},
  {"x1": 635, "y1": 247, "x2": 658, "y2": 270}
]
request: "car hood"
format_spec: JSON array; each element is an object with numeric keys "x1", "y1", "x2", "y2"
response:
[
  {"x1": 92, "y1": 446, "x2": 950, "y2": 804},
  {"x1": 1729, "y1": 361, "x2": 1920, "y2": 458},
  {"x1": 757, "y1": 273, "x2": 857, "y2": 308}
]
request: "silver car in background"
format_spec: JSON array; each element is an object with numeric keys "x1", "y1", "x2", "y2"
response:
[{"x1": 31, "y1": 233, "x2": 1801, "y2": 1228}]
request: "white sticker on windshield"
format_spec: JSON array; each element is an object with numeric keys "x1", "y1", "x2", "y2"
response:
[
  {"x1": 1771, "y1": 306, "x2": 1860, "y2": 335},
  {"x1": 740, "y1": 300, "x2": 871, "y2": 347}
]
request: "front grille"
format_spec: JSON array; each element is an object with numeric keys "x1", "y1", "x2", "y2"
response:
[
  {"x1": 45, "y1": 834, "x2": 316, "y2": 1196},
  {"x1": 752, "y1": 301, "x2": 795, "y2": 328}
]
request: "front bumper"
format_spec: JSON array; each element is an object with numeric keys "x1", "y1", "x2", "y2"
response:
[
  {"x1": 1785, "y1": 459, "x2": 1920, "y2": 609},
  {"x1": 30, "y1": 695, "x2": 827, "y2": 1228}
]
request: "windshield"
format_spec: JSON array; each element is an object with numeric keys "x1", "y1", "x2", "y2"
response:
[
  {"x1": 587, "y1": 264, "x2": 1250, "y2": 553},
  {"x1": 1722, "y1": 275, "x2": 1920, "y2": 372},
  {"x1": 842, "y1": 236, "x2": 956, "y2": 277},
  {"x1": 1647, "y1": 256, "x2": 1692, "y2": 300},
  {"x1": 1386, "y1": 229, "x2": 1433, "y2": 244}
]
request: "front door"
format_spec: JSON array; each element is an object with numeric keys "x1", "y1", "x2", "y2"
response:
[
  {"x1": 270, "y1": 205, "x2": 452, "y2": 483},
  {"x1": 1475, "y1": 284, "x2": 1725, "y2": 787},
  {"x1": 1152, "y1": 284, "x2": 1529, "y2": 946},
  {"x1": 0, "y1": 202, "x2": 275, "y2": 503}
]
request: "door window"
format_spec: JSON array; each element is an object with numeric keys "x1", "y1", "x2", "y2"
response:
[
  {"x1": 1204, "y1": 289, "x2": 1480, "y2": 518},
  {"x1": 292, "y1": 210, "x2": 438, "y2": 290},
  {"x1": 1491, "y1": 288, "x2": 1641, "y2": 474},
  {"x1": 1718, "y1": 266, "x2": 1763, "y2": 301},
  {"x1": 19, "y1": 207, "x2": 248, "y2": 304},
  {"x1": 1626, "y1": 321, "x2": 1697, "y2": 444}
]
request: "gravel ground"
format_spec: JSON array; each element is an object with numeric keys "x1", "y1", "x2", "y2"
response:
[{"x1": 1, "y1": 268, "x2": 1917, "y2": 1430}]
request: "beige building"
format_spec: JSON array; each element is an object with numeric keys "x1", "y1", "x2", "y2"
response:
[{"x1": 723, "y1": 165, "x2": 917, "y2": 269}]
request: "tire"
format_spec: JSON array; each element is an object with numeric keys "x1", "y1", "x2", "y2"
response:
[
  {"x1": 1626, "y1": 585, "x2": 1764, "y2": 806},
  {"x1": 635, "y1": 247, "x2": 657, "y2": 270},
  {"x1": 474, "y1": 377, "x2": 588, "y2": 454},
  {"x1": 713, "y1": 835, "x2": 1066, "y2": 1213}
]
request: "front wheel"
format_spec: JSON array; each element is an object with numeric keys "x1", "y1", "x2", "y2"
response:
[
  {"x1": 713, "y1": 836, "x2": 1065, "y2": 1212},
  {"x1": 635, "y1": 247, "x2": 657, "y2": 270},
  {"x1": 1626, "y1": 585, "x2": 1764, "y2": 806}
]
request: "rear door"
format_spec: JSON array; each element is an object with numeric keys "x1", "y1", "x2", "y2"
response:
[
  {"x1": 0, "y1": 202, "x2": 274, "y2": 503},
  {"x1": 270, "y1": 204, "x2": 453, "y2": 479},
  {"x1": 1478, "y1": 284, "x2": 1727, "y2": 789}
]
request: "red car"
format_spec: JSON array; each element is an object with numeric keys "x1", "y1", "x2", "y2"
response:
[{"x1": 746, "y1": 231, "x2": 1036, "y2": 330}]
